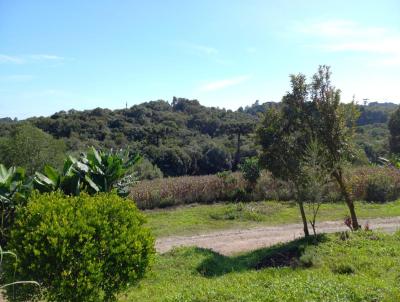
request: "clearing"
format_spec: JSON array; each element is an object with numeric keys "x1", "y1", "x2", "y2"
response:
[{"x1": 156, "y1": 216, "x2": 400, "y2": 254}]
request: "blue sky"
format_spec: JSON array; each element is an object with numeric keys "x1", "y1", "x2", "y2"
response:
[{"x1": 1, "y1": 0, "x2": 400, "y2": 119}]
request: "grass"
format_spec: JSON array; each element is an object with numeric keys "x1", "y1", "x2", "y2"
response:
[
  {"x1": 145, "y1": 200, "x2": 400, "y2": 237},
  {"x1": 119, "y1": 231, "x2": 400, "y2": 302}
]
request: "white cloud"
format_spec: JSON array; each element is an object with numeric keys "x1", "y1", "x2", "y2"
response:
[
  {"x1": 29, "y1": 54, "x2": 65, "y2": 61},
  {"x1": 179, "y1": 42, "x2": 218, "y2": 56},
  {"x1": 295, "y1": 20, "x2": 400, "y2": 65},
  {"x1": 0, "y1": 53, "x2": 66, "y2": 64},
  {"x1": 199, "y1": 75, "x2": 251, "y2": 92},
  {"x1": 0, "y1": 74, "x2": 34, "y2": 82},
  {"x1": 0, "y1": 54, "x2": 24, "y2": 64}
]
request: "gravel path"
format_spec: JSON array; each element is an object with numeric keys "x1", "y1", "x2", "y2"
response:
[{"x1": 156, "y1": 216, "x2": 400, "y2": 255}]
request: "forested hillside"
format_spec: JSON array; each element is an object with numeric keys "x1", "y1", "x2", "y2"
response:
[{"x1": 0, "y1": 97, "x2": 397, "y2": 177}]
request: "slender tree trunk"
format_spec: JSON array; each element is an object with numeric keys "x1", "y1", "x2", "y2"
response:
[
  {"x1": 233, "y1": 132, "x2": 241, "y2": 170},
  {"x1": 298, "y1": 201, "x2": 310, "y2": 237},
  {"x1": 333, "y1": 170, "x2": 359, "y2": 230}
]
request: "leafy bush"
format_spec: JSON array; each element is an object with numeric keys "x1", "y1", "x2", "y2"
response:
[
  {"x1": 365, "y1": 175, "x2": 397, "y2": 203},
  {"x1": 239, "y1": 157, "x2": 261, "y2": 190},
  {"x1": 5, "y1": 192, "x2": 155, "y2": 302},
  {"x1": 348, "y1": 166, "x2": 400, "y2": 202},
  {"x1": 131, "y1": 158, "x2": 163, "y2": 180}
]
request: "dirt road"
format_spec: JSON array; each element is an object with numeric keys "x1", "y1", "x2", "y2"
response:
[{"x1": 156, "y1": 216, "x2": 400, "y2": 255}]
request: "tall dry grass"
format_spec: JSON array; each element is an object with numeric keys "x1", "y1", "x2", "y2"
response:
[{"x1": 129, "y1": 166, "x2": 400, "y2": 209}]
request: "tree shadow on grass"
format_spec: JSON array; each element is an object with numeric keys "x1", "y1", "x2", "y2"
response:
[{"x1": 196, "y1": 234, "x2": 328, "y2": 277}]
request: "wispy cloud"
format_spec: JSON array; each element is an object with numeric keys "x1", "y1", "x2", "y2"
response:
[
  {"x1": 182, "y1": 43, "x2": 219, "y2": 56},
  {"x1": 0, "y1": 53, "x2": 66, "y2": 64},
  {"x1": 29, "y1": 54, "x2": 65, "y2": 61},
  {"x1": 0, "y1": 54, "x2": 24, "y2": 64},
  {"x1": 295, "y1": 20, "x2": 400, "y2": 65},
  {"x1": 0, "y1": 74, "x2": 34, "y2": 82},
  {"x1": 199, "y1": 75, "x2": 251, "y2": 92}
]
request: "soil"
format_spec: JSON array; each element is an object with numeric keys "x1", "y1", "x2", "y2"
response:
[{"x1": 156, "y1": 216, "x2": 400, "y2": 255}]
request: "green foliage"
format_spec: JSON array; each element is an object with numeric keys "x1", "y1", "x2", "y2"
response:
[
  {"x1": 131, "y1": 158, "x2": 163, "y2": 180},
  {"x1": 5, "y1": 192, "x2": 155, "y2": 302},
  {"x1": 389, "y1": 105, "x2": 400, "y2": 155},
  {"x1": 0, "y1": 97, "x2": 391, "y2": 177},
  {"x1": 239, "y1": 157, "x2": 261, "y2": 189},
  {"x1": 0, "y1": 164, "x2": 31, "y2": 246},
  {"x1": 122, "y1": 232, "x2": 400, "y2": 301},
  {"x1": 33, "y1": 147, "x2": 140, "y2": 197},
  {"x1": 365, "y1": 175, "x2": 398, "y2": 203},
  {"x1": 0, "y1": 123, "x2": 65, "y2": 175},
  {"x1": 348, "y1": 166, "x2": 400, "y2": 203},
  {"x1": 0, "y1": 246, "x2": 41, "y2": 295}
]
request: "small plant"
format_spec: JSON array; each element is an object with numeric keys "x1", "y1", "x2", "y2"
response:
[
  {"x1": 0, "y1": 246, "x2": 40, "y2": 300},
  {"x1": 4, "y1": 192, "x2": 155, "y2": 302},
  {"x1": 344, "y1": 216, "x2": 353, "y2": 231},
  {"x1": 239, "y1": 157, "x2": 261, "y2": 191}
]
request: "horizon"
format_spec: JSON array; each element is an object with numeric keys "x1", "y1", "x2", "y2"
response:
[{"x1": 1, "y1": 0, "x2": 400, "y2": 119}]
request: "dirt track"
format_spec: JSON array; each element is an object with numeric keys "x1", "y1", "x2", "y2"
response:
[{"x1": 156, "y1": 216, "x2": 400, "y2": 255}]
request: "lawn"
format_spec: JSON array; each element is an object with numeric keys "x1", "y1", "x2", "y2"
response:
[
  {"x1": 119, "y1": 231, "x2": 400, "y2": 302},
  {"x1": 144, "y1": 200, "x2": 400, "y2": 237}
]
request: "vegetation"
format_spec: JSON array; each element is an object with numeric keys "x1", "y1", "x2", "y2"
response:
[
  {"x1": 129, "y1": 166, "x2": 400, "y2": 210},
  {"x1": 0, "y1": 124, "x2": 65, "y2": 175},
  {"x1": 0, "y1": 164, "x2": 31, "y2": 246},
  {"x1": 389, "y1": 105, "x2": 400, "y2": 155},
  {"x1": 145, "y1": 200, "x2": 400, "y2": 238},
  {"x1": 0, "y1": 99, "x2": 396, "y2": 178},
  {"x1": 120, "y1": 231, "x2": 400, "y2": 301},
  {"x1": 4, "y1": 192, "x2": 155, "y2": 302},
  {"x1": 33, "y1": 147, "x2": 140, "y2": 197}
]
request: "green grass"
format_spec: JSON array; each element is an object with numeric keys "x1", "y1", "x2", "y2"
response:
[
  {"x1": 119, "y1": 231, "x2": 400, "y2": 302},
  {"x1": 145, "y1": 200, "x2": 400, "y2": 237}
]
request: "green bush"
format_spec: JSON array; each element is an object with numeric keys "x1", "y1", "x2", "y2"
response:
[
  {"x1": 349, "y1": 166, "x2": 400, "y2": 203},
  {"x1": 239, "y1": 157, "x2": 260, "y2": 190},
  {"x1": 365, "y1": 175, "x2": 398, "y2": 203},
  {"x1": 5, "y1": 192, "x2": 155, "y2": 302}
]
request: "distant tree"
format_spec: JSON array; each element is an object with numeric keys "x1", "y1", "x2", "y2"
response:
[
  {"x1": 388, "y1": 106, "x2": 400, "y2": 154},
  {"x1": 0, "y1": 123, "x2": 66, "y2": 175},
  {"x1": 223, "y1": 118, "x2": 254, "y2": 170},
  {"x1": 199, "y1": 145, "x2": 232, "y2": 174}
]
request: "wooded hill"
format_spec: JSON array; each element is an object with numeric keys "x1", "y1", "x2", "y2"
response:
[{"x1": 0, "y1": 98, "x2": 397, "y2": 177}]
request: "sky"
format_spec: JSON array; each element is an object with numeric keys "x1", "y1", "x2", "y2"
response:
[{"x1": 1, "y1": 0, "x2": 400, "y2": 119}]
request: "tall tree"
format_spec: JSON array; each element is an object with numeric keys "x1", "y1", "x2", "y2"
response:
[
  {"x1": 310, "y1": 65, "x2": 360, "y2": 229},
  {"x1": 257, "y1": 74, "x2": 311, "y2": 236}
]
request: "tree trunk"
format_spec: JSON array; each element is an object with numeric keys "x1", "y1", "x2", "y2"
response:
[
  {"x1": 333, "y1": 170, "x2": 360, "y2": 230},
  {"x1": 298, "y1": 201, "x2": 310, "y2": 237},
  {"x1": 233, "y1": 132, "x2": 241, "y2": 170}
]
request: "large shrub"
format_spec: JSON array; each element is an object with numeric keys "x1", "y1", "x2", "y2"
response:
[
  {"x1": 5, "y1": 192, "x2": 154, "y2": 302},
  {"x1": 348, "y1": 166, "x2": 400, "y2": 202},
  {"x1": 0, "y1": 123, "x2": 65, "y2": 175}
]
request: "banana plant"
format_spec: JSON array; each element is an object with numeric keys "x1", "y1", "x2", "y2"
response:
[
  {"x1": 33, "y1": 147, "x2": 140, "y2": 197},
  {"x1": 33, "y1": 155, "x2": 99, "y2": 196},
  {"x1": 0, "y1": 164, "x2": 31, "y2": 246},
  {"x1": 83, "y1": 147, "x2": 141, "y2": 196}
]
